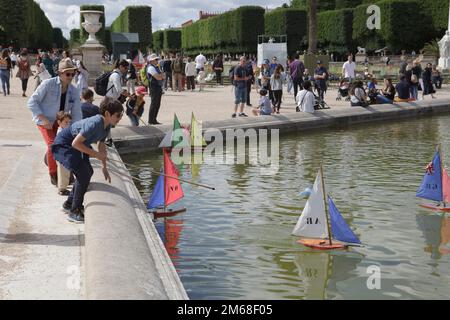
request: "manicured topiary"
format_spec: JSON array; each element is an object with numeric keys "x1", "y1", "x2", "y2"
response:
[
  {"x1": 110, "y1": 6, "x2": 152, "y2": 50},
  {"x1": 264, "y1": 8, "x2": 307, "y2": 55},
  {"x1": 318, "y1": 8, "x2": 355, "y2": 54},
  {"x1": 152, "y1": 30, "x2": 164, "y2": 52},
  {"x1": 163, "y1": 29, "x2": 181, "y2": 51}
]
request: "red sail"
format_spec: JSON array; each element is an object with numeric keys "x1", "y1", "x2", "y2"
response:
[
  {"x1": 443, "y1": 168, "x2": 450, "y2": 203},
  {"x1": 164, "y1": 148, "x2": 184, "y2": 206}
]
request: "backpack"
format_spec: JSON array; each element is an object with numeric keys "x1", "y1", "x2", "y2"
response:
[
  {"x1": 139, "y1": 66, "x2": 149, "y2": 87},
  {"x1": 94, "y1": 71, "x2": 117, "y2": 96},
  {"x1": 173, "y1": 59, "x2": 182, "y2": 73},
  {"x1": 229, "y1": 66, "x2": 235, "y2": 85}
]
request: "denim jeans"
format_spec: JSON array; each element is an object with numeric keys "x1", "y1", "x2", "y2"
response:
[
  {"x1": 128, "y1": 113, "x2": 140, "y2": 126},
  {"x1": 0, "y1": 70, "x2": 10, "y2": 95},
  {"x1": 410, "y1": 85, "x2": 418, "y2": 100},
  {"x1": 67, "y1": 155, "x2": 93, "y2": 212}
]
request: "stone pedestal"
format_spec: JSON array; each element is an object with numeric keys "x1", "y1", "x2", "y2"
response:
[
  {"x1": 81, "y1": 43, "x2": 105, "y2": 86},
  {"x1": 355, "y1": 53, "x2": 368, "y2": 64}
]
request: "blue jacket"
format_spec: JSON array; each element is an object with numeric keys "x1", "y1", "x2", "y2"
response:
[{"x1": 27, "y1": 76, "x2": 82, "y2": 126}]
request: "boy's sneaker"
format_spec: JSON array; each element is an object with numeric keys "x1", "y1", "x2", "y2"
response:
[
  {"x1": 62, "y1": 200, "x2": 72, "y2": 213},
  {"x1": 67, "y1": 209, "x2": 84, "y2": 224},
  {"x1": 231, "y1": 113, "x2": 237, "y2": 118},
  {"x1": 238, "y1": 113, "x2": 248, "y2": 117}
]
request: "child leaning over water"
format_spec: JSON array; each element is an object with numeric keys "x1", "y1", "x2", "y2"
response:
[
  {"x1": 56, "y1": 111, "x2": 72, "y2": 196},
  {"x1": 252, "y1": 89, "x2": 272, "y2": 116}
]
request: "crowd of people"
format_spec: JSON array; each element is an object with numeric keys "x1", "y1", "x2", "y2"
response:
[{"x1": 7, "y1": 45, "x2": 445, "y2": 224}]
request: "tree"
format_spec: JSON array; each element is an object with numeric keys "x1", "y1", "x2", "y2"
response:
[{"x1": 308, "y1": 0, "x2": 317, "y2": 54}]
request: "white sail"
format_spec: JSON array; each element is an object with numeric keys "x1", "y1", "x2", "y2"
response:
[
  {"x1": 158, "y1": 130, "x2": 173, "y2": 148},
  {"x1": 292, "y1": 169, "x2": 329, "y2": 239}
]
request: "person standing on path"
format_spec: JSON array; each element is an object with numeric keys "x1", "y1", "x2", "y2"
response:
[
  {"x1": 16, "y1": 50, "x2": 33, "y2": 97},
  {"x1": 314, "y1": 60, "x2": 328, "y2": 103},
  {"x1": 421, "y1": 63, "x2": 436, "y2": 99},
  {"x1": 213, "y1": 54, "x2": 224, "y2": 85},
  {"x1": 289, "y1": 53, "x2": 305, "y2": 102},
  {"x1": 185, "y1": 57, "x2": 196, "y2": 91},
  {"x1": 76, "y1": 60, "x2": 89, "y2": 95},
  {"x1": 245, "y1": 57, "x2": 254, "y2": 106},
  {"x1": 27, "y1": 58, "x2": 82, "y2": 185},
  {"x1": 147, "y1": 54, "x2": 165, "y2": 125},
  {"x1": 232, "y1": 56, "x2": 250, "y2": 118},
  {"x1": 163, "y1": 56, "x2": 173, "y2": 91},
  {"x1": 171, "y1": 54, "x2": 184, "y2": 92},
  {"x1": 342, "y1": 54, "x2": 356, "y2": 82},
  {"x1": 52, "y1": 99, "x2": 124, "y2": 223},
  {"x1": 195, "y1": 52, "x2": 206, "y2": 75},
  {"x1": 0, "y1": 49, "x2": 12, "y2": 96},
  {"x1": 270, "y1": 64, "x2": 284, "y2": 114}
]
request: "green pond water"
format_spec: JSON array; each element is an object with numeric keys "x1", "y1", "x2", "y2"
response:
[{"x1": 123, "y1": 114, "x2": 450, "y2": 299}]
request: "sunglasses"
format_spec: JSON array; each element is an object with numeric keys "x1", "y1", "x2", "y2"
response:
[{"x1": 64, "y1": 72, "x2": 75, "y2": 77}]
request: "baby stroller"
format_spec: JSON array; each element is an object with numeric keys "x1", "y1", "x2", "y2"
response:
[
  {"x1": 336, "y1": 78, "x2": 351, "y2": 101},
  {"x1": 314, "y1": 92, "x2": 330, "y2": 110}
]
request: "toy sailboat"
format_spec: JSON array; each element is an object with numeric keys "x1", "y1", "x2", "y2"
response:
[
  {"x1": 292, "y1": 165, "x2": 361, "y2": 250},
  {"x1": 416, "y1": 146, "x2": 450, "y2": 212},
  {"x1": 147, "y1": 148, "x2": 186, "y2": 218},
  {"x1": 190, "y1": 112, "x2": 207, "y2": 150},
  {"x1": 158, "y1": 113, "x2": 190, "y2": 149}
]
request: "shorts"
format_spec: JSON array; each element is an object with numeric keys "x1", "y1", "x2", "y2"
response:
[{"x1": 234, "y1": 86, "x2": 247, "y2": 104}]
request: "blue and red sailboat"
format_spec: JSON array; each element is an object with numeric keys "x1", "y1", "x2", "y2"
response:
[
  {"x1": 416, "y1": 146, "x2": 450, "y2": 212},
  {"x1": 147, "y1": 148, "x2": 186, "y2": 218}
]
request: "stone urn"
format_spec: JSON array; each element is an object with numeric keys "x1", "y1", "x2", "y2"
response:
[{"x1": 80, "y1": 10, "x2": 103, "y2": 44}]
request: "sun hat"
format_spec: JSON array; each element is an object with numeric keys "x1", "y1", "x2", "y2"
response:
[
  {"x1": 136, "y1": 86, "x2": 148, "y2": 96},
  {"x1": 147, "y1": 53, "x2": 159, "y2": 62},
  {"x1": 58, "y1": 58, "x2": 77, "y2": 73}
]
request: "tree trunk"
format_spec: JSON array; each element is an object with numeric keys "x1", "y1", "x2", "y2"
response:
[{"x1": 308, "y1": 0, "x2": 317, "y2": 54}]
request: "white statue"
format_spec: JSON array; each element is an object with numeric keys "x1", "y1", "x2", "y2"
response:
[
  {"x1": 357, "y1": 46, "x2": 366, "y2": 55},
  {"x1": 439, "y1": 31, "x2": 450, "y2": 59}
]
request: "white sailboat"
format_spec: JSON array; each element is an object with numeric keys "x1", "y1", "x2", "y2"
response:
[{"x1": 292, "y1": 165, "x2": 361, "y2": 250}]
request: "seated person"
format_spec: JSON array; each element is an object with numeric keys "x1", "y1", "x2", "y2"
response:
[
  {"x1": 126, "y1": 86, "x2": 146, "y2": 126},
  {"x1": 252, "y1": 89, "x2": 272, "y2": 116},
  {"x1": 377, "y1": 78, "x2": 396, "y2": 104},
  {"x1": 350, "y1": 80, "x2": 368, "y2": 107},
  {"x1": 366, "y1": 76, "x2": 378, "y2": 104},
  {"x1": 394, "y1": 75, "x2": 412, "y2": 102},
  {"x1": 296, "y1": 80, "x2": 315, "y2": 113},
  {"x1": 431, "y1": 65, "x2": 442, "y2": 89}
]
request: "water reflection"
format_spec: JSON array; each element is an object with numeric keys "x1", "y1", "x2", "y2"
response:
[{"x1": 123, "y1": 114, "x2": 450, "y2": 300}]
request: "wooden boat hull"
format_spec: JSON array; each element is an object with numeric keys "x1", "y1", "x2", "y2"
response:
[
  {"x1": 151, "y1": 208, "x2": 187, "y2": 219},
  {"x1": 297, "y1": 238, "x2": 347, "y2": 250},
  {"x1": 419, "y1": 203, "x2": 450, "y2": 212}
]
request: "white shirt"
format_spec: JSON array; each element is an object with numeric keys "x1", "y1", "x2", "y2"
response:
[
  {"x1": 351, "y1": 87, "x2": 366, "y2": 104},
  {"x1": 195, "y1": 54, "x2": 206, "y2": 69},
  {"x1": 296, "y1": 90, "x2": 315, "y2": 113},
  {"x1": 10, "y1": 53, "x2": 17, "y2": 62},
  {"x1": 77, "y1": 68, "x2": 89, "y2": 93},
  {"x1": 106, "y1": 70, "x2": 123, "y2": 99},
  {"x1": 185, "y1": 62, "x2": 196, "y2": 77},
  {"x1": 343, "y1": 61, "x2": 356, "y2": 78}
]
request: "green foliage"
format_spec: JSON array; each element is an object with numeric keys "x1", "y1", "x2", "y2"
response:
[
  {"x1": 317, "y1": 8, "x2": 355, "y2": 54},
  {"x1": 182, "y1": 6, "x2": 265, "y2": 55},
  {"x1": 163, "y1": 29, "x2": 181, "y2": 51},
  {"x1": 110, "y1": 5, "x2": 152, "y2": 50},
  {"x1": 80, "y1": 5, "x2": 106, "y2": 46},
  {"x1": 69, "y1": 29, "x2": 81, "y2": 48},
  {"x1": 335, "y1": 0, "x2": 362, "y2": 9},
  {"x1": 352, "y1": 0, "x2": 434, "y2": 53},
  {"x1": 0, "y1": 0, "x2": 53, "y2": 49},
  {"x1": 52, "y1": 28, "x2": 64, "y2": 48},
  {"x1": 264, "y1": 8, "x2": 307, "y2": 55},
  {"x1": 418, "y1": 0, "x2": 449, "y2": 36},
  {"x1": 290, "y1": 0, "x2": 335, "y2": 11},
  {"x1": 152, "y1": 30, "x2": 164, "y2": 52}
]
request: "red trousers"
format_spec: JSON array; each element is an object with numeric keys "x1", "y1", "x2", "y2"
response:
[{"x1": 37, "y1": 121, "x2": 58, "y2": 175}]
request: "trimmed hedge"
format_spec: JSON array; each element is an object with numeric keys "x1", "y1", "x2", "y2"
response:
[
  {"x1": 163, "y1": 29, "x2": 181, "y2": 51},
  {"x1": 317, "y1": 8, "x2": 355, "y2": 54},
  {"x1": 152, "y1": 30, "x2": 164, "y2": 52},
  {"x1": 80, "y1": 5, "x2": 106, "y2": 46},
  {"x1": 182, "y1": 6, "x2": 265, "y2": 55},
  {"x1": 110, "y1": 5, "x2": 152, "y2": 50},
  {"x1": 290, "y1": 0, "x2": 336, "y2": 11},
  {"x1": 69, "y1": 29, "x2": 82, "y2": 49},
  {"x1": 352, "y1": 0, "x2": 434, "y2": 52},
  {"x1": 264, "y1": 8, "x2": 307, "y2": 55},
  {"x1": 335, "y1": 0, "x2": 363, "y2": 9},
  {"x1": 0, "y1": 0, "x2": 53, "y2": 49},
  {"x1": 419, "y1": 0, "x2": 449, "y2": 36},
  {"x1": 52, "y1": 28, "x2": 65, "y2": 48}
]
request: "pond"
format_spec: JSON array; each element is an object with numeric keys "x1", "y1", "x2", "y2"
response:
[{"x1": 123, "y1": 114, "x2": 450, "y2": 299}]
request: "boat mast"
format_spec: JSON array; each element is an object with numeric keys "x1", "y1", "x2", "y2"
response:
[
  {"x1": 438, "y1": 144, "x2": 446, "y2": 208},
  {"x1": 320, "y1": 164, "x2": 333, "y2": 246}
]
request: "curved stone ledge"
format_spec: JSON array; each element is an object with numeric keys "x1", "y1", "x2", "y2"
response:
[{"x1": 84, "y1": 148, "x2": 188, "y2": 300}]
